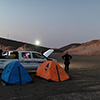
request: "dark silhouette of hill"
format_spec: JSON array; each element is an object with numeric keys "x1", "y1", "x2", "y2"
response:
[
  {"x1": 1, "y1": 37, "x2": 100, "y2": 55},
  {"x1": 0, "y1": 37, "x2": 81, "y2": 53},
  {"x1": 0, "y1": 37, "x2": 49, "y2": 52},
  {"x1": 58, "y1": 43, "x2": 81, "y2": 52}
]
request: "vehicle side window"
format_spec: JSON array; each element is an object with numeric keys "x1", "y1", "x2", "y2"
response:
[
  {"x1": 32, "y1": 53, "x2": 44, "y2": 59},
  {"x1": 10, "y1": 51, "x2": 18, "y2": 59},
  {"x1": 22, "y1": 52, "x2": 31, "y2": 58}
]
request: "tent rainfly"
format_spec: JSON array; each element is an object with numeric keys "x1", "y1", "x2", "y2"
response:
[
  {"x1": 1, "y1": 61, "x2": 32, "y2": 85},
  {"x1": 36, "y1": 60, "x2": 69, "y2": 82}
]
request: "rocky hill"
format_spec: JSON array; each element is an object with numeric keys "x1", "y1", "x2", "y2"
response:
[
  {"x1": 0, "y1": 37, "x2": 49, "y2": 52},
  {"x1": 0, "y1": 37, "x2": 100, "y2": 55},
  {"x1": 58, "y1": 43, "x2": 81, "y2": 52},
  {"x1": 64, "y1": 40, "x2": 100, "y2": 55}
]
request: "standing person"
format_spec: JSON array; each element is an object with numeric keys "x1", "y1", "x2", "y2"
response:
[{"x1": 62, "y1": 52, "x2": 72, "y2": 72}]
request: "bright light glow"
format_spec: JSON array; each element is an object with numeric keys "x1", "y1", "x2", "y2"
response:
[{"x1": 35, "y1": 40, "x2": 40, "y2": 46}]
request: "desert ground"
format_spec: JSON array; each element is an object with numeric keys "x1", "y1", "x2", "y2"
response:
[{"x1": 0, "y1": 53, "x2": 100, "y2": 100}]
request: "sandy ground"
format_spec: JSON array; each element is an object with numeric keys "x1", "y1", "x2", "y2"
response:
[{"x1": 0, "y1": 53, "x2": 100, "y2": 100}]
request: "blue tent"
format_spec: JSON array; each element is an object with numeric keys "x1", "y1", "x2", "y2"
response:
[{"x1": 1, "y1": 61, "x2": 32, "y2": 85}]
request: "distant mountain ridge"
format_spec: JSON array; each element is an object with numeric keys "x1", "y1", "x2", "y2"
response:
[
  {"x1": 64, "y1": 40, "x2": 100, "y2": 55},
  {"x1": 0, "y1": 37, "x2": 100, "y2": 55},
  {"x1": 0, "y1": 37, "x2": 49, "y2": 52},
  {"x1": 0, "y1": 37, "x2": 81, "y2": 53},
  {"x1": 58, "y1": 43, "x2": 81, "y2": 52}
]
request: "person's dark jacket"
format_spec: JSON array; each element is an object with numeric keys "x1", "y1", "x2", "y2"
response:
[{"x1": 62, "y1": 54, "x2": 72, "y2": 64}]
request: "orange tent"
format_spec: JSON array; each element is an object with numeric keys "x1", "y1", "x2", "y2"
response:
[{"x1": 36, "y1": 61, "x2": 69, "y2": 82}]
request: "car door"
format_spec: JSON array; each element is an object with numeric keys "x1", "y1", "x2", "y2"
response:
[
  {"x1": 20, "y1": 52, "x2": 34, "y2": 70},
  {"x1": 32, "y1": 53, "x2": 47, "y2": 69}
]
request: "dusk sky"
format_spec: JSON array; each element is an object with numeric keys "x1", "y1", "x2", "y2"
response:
[{"x1": 0, "y1": 0, "x2": 100, "y2": 48}]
